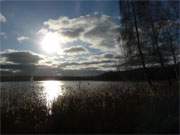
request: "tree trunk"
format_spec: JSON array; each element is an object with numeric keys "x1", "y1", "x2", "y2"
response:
[
  {"x1": 167, "y1": 31, "x2": 178, "y2": 80},
  {"x1": 131, "y1": 2, "x2": 154, "y2": 87},
  {"x1": 150, "y1": 19, "x2": 172, "y2": 85}
]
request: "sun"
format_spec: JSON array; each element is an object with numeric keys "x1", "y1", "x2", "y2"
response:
[{"x1": 40, "y1": 32, "x2": 60, "y2": 54}]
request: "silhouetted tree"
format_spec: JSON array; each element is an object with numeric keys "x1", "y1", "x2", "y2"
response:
[
  {"x1": 118, "y1": 0, "x2": 153, "y2": 86},
  {"x1": 118, "y1": 0, "x2": 179, "y2": 82},
  {"x1": 146, "y1": 1, "x2": 179, "y2": 81}
]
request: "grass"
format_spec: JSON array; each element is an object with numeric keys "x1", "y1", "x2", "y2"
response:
[{"x1": 1, "y1": 80, "x2": 179, "y2": 133}]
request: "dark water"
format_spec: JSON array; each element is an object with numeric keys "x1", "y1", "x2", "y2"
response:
[
  {"x1": 1, "y1": 80, "x2": 129, "y2": 114},
  {"x1": 1, "y1": 80, "x2": 179, "y2": 133}
]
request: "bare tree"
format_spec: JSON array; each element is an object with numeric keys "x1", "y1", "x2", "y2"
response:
[
  {"x1": 118, "y1": 0, "x2": 179, "y2": 84},
  {"x1": 118, "y1": 0, "x2": 153, "y2": 86}
]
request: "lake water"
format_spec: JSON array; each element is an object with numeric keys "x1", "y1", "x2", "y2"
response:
[
  {"x1": 1, "y1": 80, "x2": 178, "y2": 133},
  {"x1": 1, "y1": 80, "x2": 131, "y2": 115}
]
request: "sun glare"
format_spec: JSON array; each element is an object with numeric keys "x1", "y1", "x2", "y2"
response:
[
  {"x1": 42, "y1": 80, "x2": 64, "y2": 114},
  {"x1": 40, "y1": 32, "x2": 60, "y2": 54}
]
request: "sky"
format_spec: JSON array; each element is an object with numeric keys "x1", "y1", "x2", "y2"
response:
[{"x1": 0, "y1": 0, "x2": 122, "y2": 76}]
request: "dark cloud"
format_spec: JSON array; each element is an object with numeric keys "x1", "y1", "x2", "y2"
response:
[
  {"x1": 84, "y1": 20, "x2": 114, "y2": 38},
  {"x1": 0, "y1": 62, "x2": 104, "y2": 76},
  {"x1": 64, "y1": 46, "x2": 86, "y2": 53},
  {"x1": 82, "y1": 60, "x2": 115, "y2": 65},
  {"x1": 0, "y1": 63, "x2": 37, "y2": 76},
  {"x1": 103, "y1": 53, "x2": 114, "y2": 59},
  {"x1": 60, "y1": 60, "x2": 116, "y2": 67},
  {"x1": 0, "y1": 64, "x2": 35, "y2": 70},
  {"x1": 62, "y1": 27, "x2": 84, "y2": 38},
  {"x1": 0, "y1": 51, "x2": 44, "y2": 76},
  {"x1": 0, "y1": 50, "x2": 117, "y2": 76},
  {"x1": 1, "y1": 51, "x2": 42, "y2": 64},
  {"x1": 59, "y1": 69, "x2": 104, "y2": 77}
]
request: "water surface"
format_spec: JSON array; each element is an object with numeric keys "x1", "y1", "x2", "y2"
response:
[{"x1": 1, "y1": 80, "x2": 129, "y2": 115}]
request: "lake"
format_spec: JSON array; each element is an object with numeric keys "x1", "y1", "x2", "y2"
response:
[
  {"x1": 1, "y1": 80, "x2": 131, "y2": 114},
  {"x1": 1, "y1": 80, "x2": 179, "y2": 133}
]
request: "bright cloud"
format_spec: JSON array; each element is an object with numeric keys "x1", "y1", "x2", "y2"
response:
[
  {"x1": 17, "y1": 36, "x2": 29, "y2": 43},
  {"x1": 0, "y1": 13, "x2": 6, "y2": 23},
  {"x1": 35, "y1": 14, "x2": 122, "y2": 72},
  {"x1": 1, "y1": 14, "x2": 123, "y2": 75},
  {"x1": 39, "y1": 14, "x2": 120, "y2": 51}
]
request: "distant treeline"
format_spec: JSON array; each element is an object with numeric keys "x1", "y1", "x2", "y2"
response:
[
  {"x1": 1, "y1": 64, "x2": 179, "y2": 82},
  {"x1": 99, "y1": 64, "x2": 179, "y2": 81}
]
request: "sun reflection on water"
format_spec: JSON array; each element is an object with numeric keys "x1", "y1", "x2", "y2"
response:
[{"x1": 41, "y1": 80, "x2": 63, "y2": 114}]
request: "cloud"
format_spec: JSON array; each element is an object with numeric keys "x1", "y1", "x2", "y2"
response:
[
  {"x1": 94, "y1": 12, "x2": 99, "y2": 15},
  {"x1": 0, "y1": 32, "x2": 7, "y2": 39},
  {"x1": 0, "y1": 64, "x2": 36, "y2": 72},
  {"x1": 103, "y1": 53, "x2": 115, "y2": 59},
  {"x1": 1, "y1": 51, "x2": 42, "y2": 64},
  {"x1": 64, "y1": 46, "x2": 87, "y2": 54},
  {"x1": 0, "y1": 48, "x2": 118, "y2": 76},
  {"x1": 0, "y1": 50, "x2": 58, "y2": 75},
  {"x1": 59, "y1": 59, "x2": 116, "y2": 71},
  {"x1": 0, "y1": 50, "x2": 116, "y2": 70},
  {"x1": 17, "y1": 36, "x2": 29, "y2": 43},
  {"x1": 58, "y1": 69, "x2": 104, "y2": 77},
  {"x1": 0, "y1": 50, "x2": 45, "y2": 75},
  {"x1": 88, "y1": 52, "x2": 120, "y2": 62},
  {"x1": 39, "y1": 14, "x2": 120, "y2": 51},
  {"x1": 61, "y1": 27, "x2": 84, "y2": 38},
  {"x1": 0, "y1": 13, "x2": 6, "y2": 23}
]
